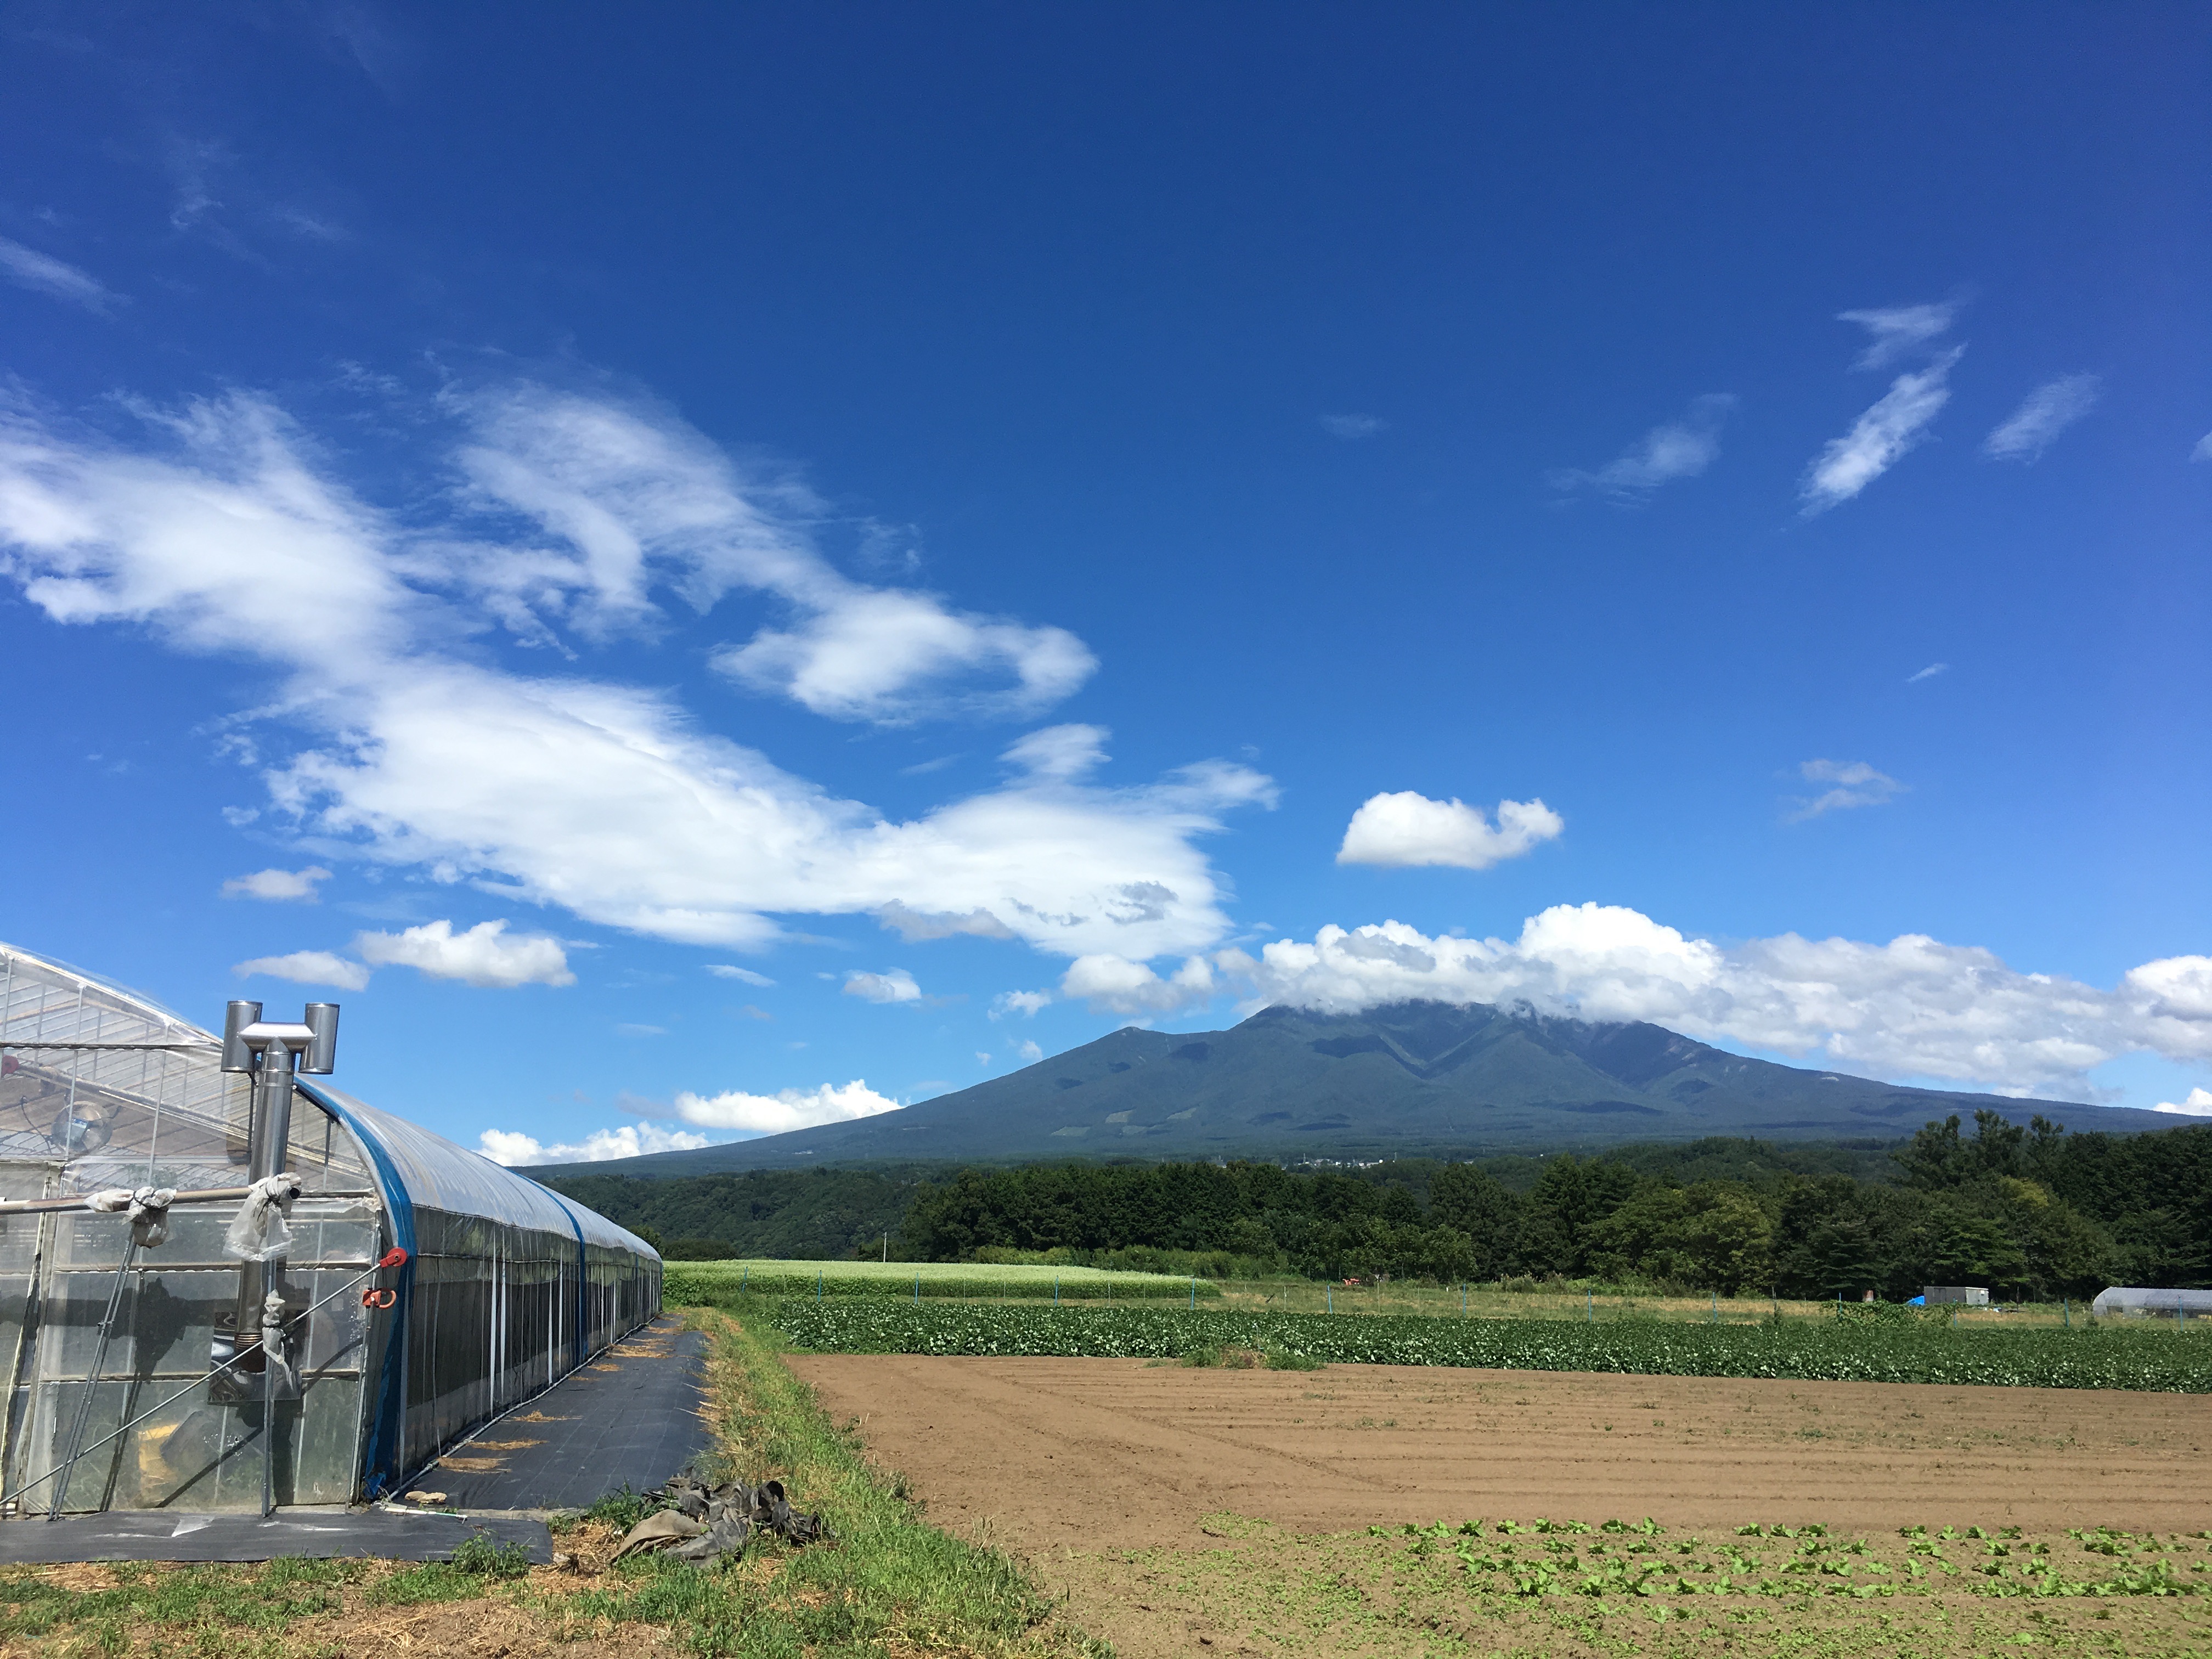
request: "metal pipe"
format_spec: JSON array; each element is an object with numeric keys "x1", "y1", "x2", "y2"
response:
[
  {"x1": 0, "y1": 1187, "x2": 374, "y2": 1217},
  {"x1": 0, "y1": 1041, "x2": 221, "y2": 1052}
]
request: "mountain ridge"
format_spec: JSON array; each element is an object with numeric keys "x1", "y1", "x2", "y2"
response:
[{"x1": 539, "y1": 1000, "x2": 2177, "y2": 1179}]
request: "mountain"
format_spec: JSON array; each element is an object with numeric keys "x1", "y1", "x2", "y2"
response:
[{"x1": 541, "y1": 1000, "x2": 2179, "y2": 1178}]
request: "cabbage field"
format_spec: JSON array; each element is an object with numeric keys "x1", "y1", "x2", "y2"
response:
[{"x1": 765, "y1": 1299, "x2": 2212, "y2": 1392}]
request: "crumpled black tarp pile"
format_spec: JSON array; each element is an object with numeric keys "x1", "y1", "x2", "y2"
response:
[{"x1": 611, "y1": 1474, "x2": 830, "y2": 1566}]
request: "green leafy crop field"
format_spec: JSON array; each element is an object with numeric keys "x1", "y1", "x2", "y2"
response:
[
  {"x1": 765, "y1": 1300, "x2": 2212, "y2": 1391},
  {"x1": 663, "y1": 1257, "x2": 1221, "y2": 1302}
]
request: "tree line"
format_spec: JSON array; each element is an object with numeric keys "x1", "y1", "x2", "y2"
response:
[{"x1": 898, "y1": 1114, "x2": 2212, "y2": 1300}]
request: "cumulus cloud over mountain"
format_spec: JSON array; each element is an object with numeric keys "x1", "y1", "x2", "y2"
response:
[{"x1": 1056, "y1": 905, "x2": 2212, "y2": 1102}]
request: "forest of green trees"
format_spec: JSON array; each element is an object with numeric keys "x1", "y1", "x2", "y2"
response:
[{"x1": 543, "y1": 1114, "x2": 2212, "y2": 1301}]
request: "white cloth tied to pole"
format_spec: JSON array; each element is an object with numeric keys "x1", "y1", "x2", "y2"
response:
[
  {"x1": 223, "y1": 1173, "x2": 303, "y2": 1262},
  {"x1": 260, "y1": 1288, "x2": 298, "y2": 1396},
  {"x1": 86, "y1": 1186, "x2": 179, "y2": 1248}
]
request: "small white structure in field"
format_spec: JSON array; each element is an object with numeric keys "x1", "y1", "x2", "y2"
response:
[
  {"x1": 1923, "y1": 1285, "x2": 1989, "y2": 1306},
  {"x1": 2091, "y1": 1287, "x2": 2212, "y2": 1318}
]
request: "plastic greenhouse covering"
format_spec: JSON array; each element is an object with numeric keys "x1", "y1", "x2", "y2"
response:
[
  {"x1": 0, "y1": 941, "x2": 661, "y2": 1513},
  {"x1": 2091, "y1": 1286, "x2": 2212, "y2": 1318}
]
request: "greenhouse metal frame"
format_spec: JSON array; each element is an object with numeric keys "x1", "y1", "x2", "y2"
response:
[{"x1": 0, "y1": 941, "x2": 661, "y2": 1514}]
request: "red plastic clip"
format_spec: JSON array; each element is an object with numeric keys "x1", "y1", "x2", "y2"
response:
[
  {"x1": 362, "y1": 1288, "x2": 397, "y2": 1310},
  {"x1": 377, "y1": 1246, "x2": 410, "y2": 1271}
]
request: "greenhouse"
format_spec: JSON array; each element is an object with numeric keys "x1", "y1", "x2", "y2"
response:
[
  {"x1": 0, "y1": 941, "x2": 661, "y2": 1515},
  {"x1": 2091, "y1": 1286, "x2": 2212, "y2": 1318}
]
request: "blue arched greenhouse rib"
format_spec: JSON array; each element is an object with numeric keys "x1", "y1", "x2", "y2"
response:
[{"x1": 297, "y1": 1081, "x2": 418, "y2": 1499}]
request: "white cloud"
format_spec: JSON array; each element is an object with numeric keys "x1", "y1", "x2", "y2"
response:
[
  {"x1": 0, "y1": 387, "x2": 1272, "y2": 964},
  {"x1": 843, "y1": 968, "x2": 921, "y2": 1004},
  {"x1": 1548, "y1": 394, "x2": 1734, "y2": 500},
  {"x1": 0, "y1": 238, "x2": 123, "y2": 314},
  {"x1": 354, "y1": 919, "x2": 574, "y2": 988},
  {"x1": 478, "y1": 1122, "x2": 713, "y2": 1165},
  {"x1": 669, "y1": 1078, "x2": 901, "y2": 1133},
  {"x1": 1337, "y1": 791, "x2": 1564, "y2": 870},
  {"x1": 1838, "y1": 302, "x2": 1957, "y2": 371},
  {"x1": 1906, "y1": 663, "x2": 1948, "y2": 684},
  {"x1": 616, "y1": 1023, "x2": 666, "y2": 1037},
  {"x1": 2190, "y1": 431, "x2": 2212, "y2": 463},
  {"x1": 1319, "y1": 414, "x2": 1386, "y2": 439},
  {"x1": 444, "y1": 383, "x2": 1101, "y2": 720},
  {"x1": 1062, "y1": 952, "x2": 1215, "y2": 1015},
  {"x1": 1015, "y1": 1038, "x2": 1043, "y2": 1063},
  {"x1": 706, "y1": 963, "x2": 775, "y2": 986},
  {"x1": 714, "y1": 588, "x2": 1096, "y2": 724},
  {"x1": 1983, "y1": 375, "x2": 2100, "y2": 462},
  {"x1": 1786, "y1": 759, "x2": 1906, "y2": 821},
  {"x1": 991, "y1": 989, "x2": 1052, "y2": 1019},
  {"x1": 222, "y1": 865, "x2": 332, "y2": 901},
  {"x1": 1208, "y1": 907, "x2": 2212, "y2": 1101},
  {"x1": 1801, "y1": 348, "x2": 1963, "y2": 514},
  {"x1": 877, "y1": 902, "x2": 1017, "y2": 942},
  {"x1": 2155, "y1": 1087, "x2": 2212, "y2": 1117},
  {"x1": 233, "y1": 949, "x2": 372, "y2": 991},
  {"x1": 976, "y1": 1051, "x2": 992, "y2": 1065}
]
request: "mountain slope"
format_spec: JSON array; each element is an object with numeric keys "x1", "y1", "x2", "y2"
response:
[{"x1": 547, "y1": 1000, "x2": 2177, "y2": 1178}]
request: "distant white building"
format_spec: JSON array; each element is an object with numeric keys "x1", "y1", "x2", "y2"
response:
[
  {"x1": 2091, "y1": 1287, "x2": 2212, "y2": 1317},
  {"x1": 1923, "y1": 1285, "x2": 1989, "y2": 1306}
]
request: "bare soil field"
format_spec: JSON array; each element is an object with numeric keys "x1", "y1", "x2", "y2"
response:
[
  {"x1": 797, "y1": 1355, "x2": 2212, "y2": 1658},
  {"x1": 792, "y1": 1353, "x2": 2212, "y2": 1547}
]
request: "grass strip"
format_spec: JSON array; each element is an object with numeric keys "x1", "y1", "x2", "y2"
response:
[
  {"x1": 549, "y1": 1306, "x2": 1108, "y2": 1657},
  {"x1": 763, "y1": 1300, "x2": 2212, "y2": 1391}
]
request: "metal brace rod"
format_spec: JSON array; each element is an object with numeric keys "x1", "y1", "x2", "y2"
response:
[{"x1": 46, "y1": 1236, "x2": 139, "y2": 1520}]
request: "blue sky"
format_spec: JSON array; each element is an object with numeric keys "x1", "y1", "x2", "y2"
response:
[{"x1": 3, "y1": 4, "x2": 2209, "y2": 1160}]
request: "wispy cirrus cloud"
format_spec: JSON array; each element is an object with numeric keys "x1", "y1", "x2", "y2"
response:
[
  {"x1": 0, "y1": 237, "x2": 123, "y2": 313},
  {"x1": 1801, "y1": 348, "x2": 1963, "y2": 514},
  {"x1": 1906, "y1": 663, "x2": 1948, "y2": 684},
  {"x1": 1837, "y1": 302, "x2": 1958, "y2": 371},
  {"x1": 1548, "y1": 394, "x2": 1735, "y2": 502},
  {"x1": 0, "y1": 383, "x2": 1273, "y2": 963},
  {"x1": 706, "y1": 963, "x2": 775, "y2": 985},
  {"x1": 1984, "y1": 375, "x2": 2100, "y2": 462},
  {"x1": 1318, "y1": 413, "x2": 1385, "y2": 439},
  {"x1": 1785, "y1": 759, "x2": 1906, "y2": 821}
]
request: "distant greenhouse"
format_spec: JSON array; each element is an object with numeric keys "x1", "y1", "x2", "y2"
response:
[
  {"x1": 2092, "y1": 1286, "x2": 2212, "y2": 1318},
  {"x1": 0, "y1": 941, "x2": 659, "y2": 1514}
]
